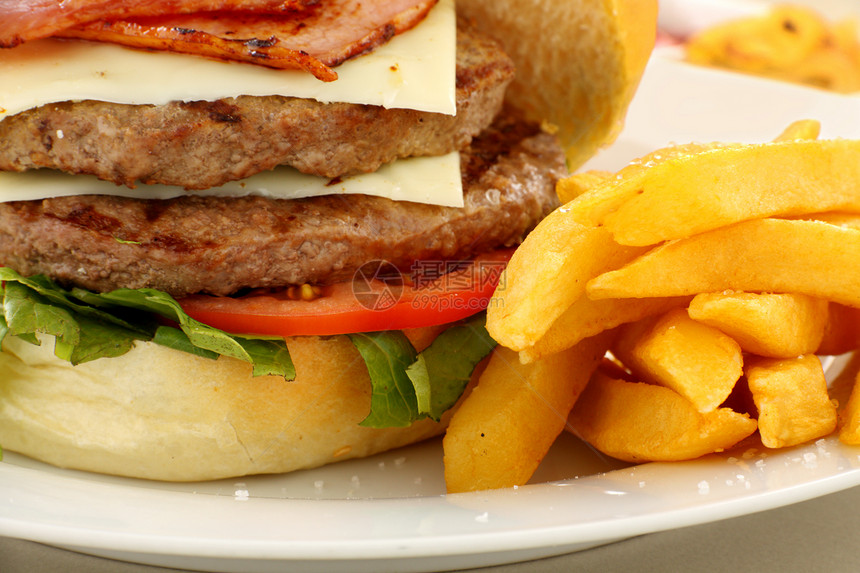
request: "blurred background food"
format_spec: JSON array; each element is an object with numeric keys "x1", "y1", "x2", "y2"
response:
[{"x1": 660, "y1": 0, "x2": 860, "y2": 93}]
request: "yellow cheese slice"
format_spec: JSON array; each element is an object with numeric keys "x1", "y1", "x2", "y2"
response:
[
  {"x1": 0, "y1": 0, "x2": 456, "y2": 120},
  {"x1": 0, "y1": 0, "x2": 462, "y2": 206},
  {"x1": 0, "y1": 153, "x2": 464, "y2": 207}
]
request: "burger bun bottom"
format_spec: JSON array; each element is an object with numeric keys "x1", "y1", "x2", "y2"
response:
[{"x1": 0, "y1": 329, "x2": 470, "y2": 481}]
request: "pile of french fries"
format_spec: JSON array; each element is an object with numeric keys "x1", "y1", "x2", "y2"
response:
[
  {"x1": 685, "y1": 5, "x2": 860, "y2": 93},
  {"x1": 442, "y1": 120, "x2": 860, "y2": 493}
]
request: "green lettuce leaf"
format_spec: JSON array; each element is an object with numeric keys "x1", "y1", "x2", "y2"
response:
[
  {"x1": 0, "y1": 312, "x2": 10, "y2": 346},
  {"x1": 406, "y1": 313, "x2": 497, "y2": 421},
  {"x1": 0, "y1": 268, "x2": 157, "y2": 336},
  {"x1": 152, "y1": 326, "x2": 220, "y2": 360},
  {"x1": 350, "y1": 314, "x2": 497, "y2": 428},
  {"x1": 349, "y1": 331, "x2": 420, "y2": 428},
  {"x1": 74, "y1": 287, "x2": 295, "y2": 378},
  {"x1": 232, "y1": 336, "x2": 298, "y2": 379},
  {"x1": 3, "y1": 280, "x2": 146, "y2": 364},
  {"x1": 0, "y1": 268, "x2": 295, "y2": 377}
]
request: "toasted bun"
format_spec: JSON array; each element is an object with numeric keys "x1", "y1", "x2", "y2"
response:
[
  {"x1": 0, "y1": 331, "x2": 461, "y2": 481},
  {"x1": 458, "y1": 0, "x2": 657, "y2": 169},
  {"x1": 0, "y1": 0, "x2": 656, "y2": 481}
]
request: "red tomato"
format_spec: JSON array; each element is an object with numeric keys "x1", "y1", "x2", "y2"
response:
[{"x1": 178, "y1": 249, "x2": 513, "y2": 337}]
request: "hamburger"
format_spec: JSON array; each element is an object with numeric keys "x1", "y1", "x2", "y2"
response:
[{"x1": 0, "y1": 0, "x2": 655, "y2": 482}]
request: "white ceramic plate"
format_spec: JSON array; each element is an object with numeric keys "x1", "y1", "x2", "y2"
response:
[
  {"x1": 4, "y1": 3, "x2": 860, "y2": 572},
  {"x1": 2, "y1": 358, "x2": 860, "y2": 573}
]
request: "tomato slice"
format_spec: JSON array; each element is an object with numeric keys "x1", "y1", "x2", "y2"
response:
[{"x1": 178, "y1": 249, "x2": 514, "y2": 337}]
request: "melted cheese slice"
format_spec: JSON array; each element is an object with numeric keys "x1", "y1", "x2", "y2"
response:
[
  {"x1": 0, "y1": 0, "x2": 462, "y2": 206},
  {"x1": 0, "y1": 152, "x2": 464, "y2": 207},
  {"x1": 0, "y1": 0, "x2": 456, "y2": 120}
]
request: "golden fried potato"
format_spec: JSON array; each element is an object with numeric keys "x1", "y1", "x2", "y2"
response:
[
  {"x1": 746, "y1": 355, "x2": 837, "y2": 448},
  {"x1": 518, "y1": 295, "x2": 690, "y2": 364},
  {"x1": 443, "y1": 332, "x2": 611, "y2": 493},
  {"x1": 487, "y1": 210, "x2": 644, "y2": 351},
  {"x1": 567, "y1": 371, "x2": 757, "y2": 463},
  {"x1": 612, "y1": 308, "x2": 742, "y2": 412},
  {"x1": 490, "y1": 121, "x2": 860, "y2": 476},
  {"x1": 570, "y1": 142, "x2": 737, "y2": 227},
  {"x1": 806, "y1": 211, "x2": 860, "y2": 230},
  {"x1": 773, "y1": 119, "x2": 821, "y2": 142},
  {"x1": 828, "y1": 352, "x2": 860, "y2": 408},
  {"x1": 580, "y1": 139, "x2": 860, "y2": 246},
  {"x1": 556, "y1": 170, "x2": 612, "y2": 204},
  {"x1": 838, "y1": 364, "x2": 860, "y2": 445},
  {"x1": 492, "y1": 136, "x2": 750, "y2": 353},
  {"x1": 818, "y1": 303, "x2": 860, "y2": 356},
  {"x1": 587, "y1": 218, "x2": 860, "y2": 308},
  {"x1": 688, "y1": 292, "x2": 829, "y2": 358},
  {"x1": 490, "y1": 143, "x2": 722, "y2": 352}
]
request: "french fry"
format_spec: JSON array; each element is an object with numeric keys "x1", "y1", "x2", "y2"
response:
[
  {"x1": 490, "y1": 122, "x2": 860, "y2": 481},
  {"x1": 818, "y1": 303, "x2": 860, "y2": 356},
  {"x1": 556, "y1": 170, "x2": 612, "y2": 204},
  {"x1": 489, "y1": 142, "x2": 721, "y2": 352},
  {"x1": 807, "y1": 211, "x2": 860, "y2": 230},
  {"x1": 487, "y1": 211, "x2": 644, "y2": 351},
  {"x1": 829, "y1": 354, "x2": 860, "y2": 443},
  {"x1": 580, "y1": 139, "x2": 860, "y2": 246},
  {"x1": 828, "y1": 352, "x2": 860, "y2": 408},
  {"x1": 567, "y1": 370, "x2": 757, "y2": 463},
  {"x1": 773, "y1": 119, "x2": 821, "y2": 142},
  {"x1": 612, "y1": 308, "x2": 742, "y2": 413},
  {"x1": 746, "y1": 355, "x2": 837, "y2": 448},
  {"x1": 569, "y1": 142, "x2": 736, "y2": 226},
  {"x1": 518, "y1": 295, "x2": 690, "y2": 364},
  {"x1": 443, "y1": 332, "x2": 611, "y2": 493},
  {"x1": 688, "y1": 292, "x2": 829, "y2": 358},
  {"x1": 838, "y1": 360, "x2": 860, "y2": 445},
  {"x1": 562, "y1": 121, "x2": 814, "y2": 242},
  {"x1": 587, "y1": 218, "x2": 860, "y2": 308},
  {"x1": 491, "y1": 138, "x2": 742, "y2": 352}
]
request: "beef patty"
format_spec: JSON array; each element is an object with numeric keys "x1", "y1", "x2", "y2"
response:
[
  {"x1": 0, "y1": 111, "x2": 564, "y2": 297},
  {"x1": 0, "y1": 21, "x2": 514, "y2": 190}
]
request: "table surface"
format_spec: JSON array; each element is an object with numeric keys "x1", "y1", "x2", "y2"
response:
[{"x1": 3, "y1": 484, "x2": 859, "y2": 573}]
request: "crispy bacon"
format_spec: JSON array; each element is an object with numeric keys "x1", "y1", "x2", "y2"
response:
[
  {"x1": 1, "y1": 0, "x2": 437, "y2": 81},
  {"x1": 0, "y1": 0, "x2": 315, "y2": 47},
  {"x1": 57, "y1": 0, "x2": 438, "y2": 81}
]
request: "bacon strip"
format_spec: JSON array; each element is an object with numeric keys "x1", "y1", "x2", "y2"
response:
[
  {"x1": 58, "y1": 0, "x2": 438, "y2": 81},
  {"x1": 0, "y1": 0, "x2": 315, "y2": 47}
]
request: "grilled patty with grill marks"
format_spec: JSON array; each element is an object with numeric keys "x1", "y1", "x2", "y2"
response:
[
  {"x1": 0, "y1": 21, "x2": 514, "y2": 190},
  {"x1": 0, "y1": 110, "x2": 563, "y2": 297}
]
